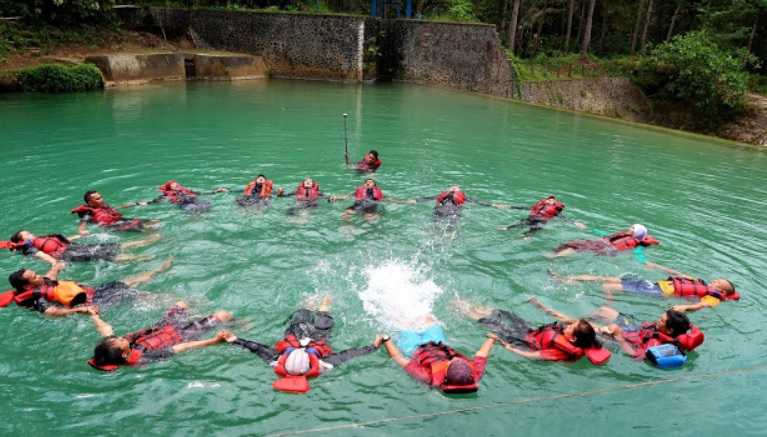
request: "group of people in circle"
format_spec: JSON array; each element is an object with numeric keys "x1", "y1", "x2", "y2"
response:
[{"x1": 1, "y1": 149, "x2": 742, "y2": 394}]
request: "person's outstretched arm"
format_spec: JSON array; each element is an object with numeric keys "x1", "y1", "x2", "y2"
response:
[
  {"x1": 34, "y1": 251, "x2": 59, "y2": 268},
  {"x1": 172, "y1": 330, "x2": 231, "y2": 354},
  {"x1": 502, "y1": 343, "x2": 544, "y2": 359},
  {"x1": 644, "y1": 262, "x2": 691, "y2": 278},
  {"x1": 474, "y1": 334, "x2": 496, "y2": 358},
  {"x1": 44, "y1": 305, "x2": 95, "y2": 318},
  {"x1": 229, "y1": 337, "x2": 277, "y2": 363},
  {"x1": 528, "y1": 297, "x2": 575, "y2": 322},
  {"x1": 324, "y1": 335, "x2": 383, "y2": 366},
  {"x1": 672, "y1": 302, "x2": 714, "y2": 313},
  {"x1": 90, "y1": 313, "x2": 114, "y2": 337},
  {"x1": 382, "y1": 337, "x2": 410, "y2": 367},
  {"x1": 44, "y1": 261, "x2": 66, "y2": 281}
]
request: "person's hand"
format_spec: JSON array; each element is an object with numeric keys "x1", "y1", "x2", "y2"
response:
[
  {"x1": 277, "y1": 187, "x2": 285, "y2": 196},
  {"x1": 373, "y1": 335, "x2": 384, "y2": 348},
  {"x1": 215, "y1": 187, "x2": 229, "y2": 193},
  {"x1": 77, "y1": 305, "x2": 97, "y2": 315},
  {"x1": 329, "y1": 195, "x2": 338, "y2": 202},
  {"x1": 215, "y1": 330, "x2": 235, "y2": 343},
  {"x1": 671, "y1": 305, "x2": 686, "y2": 313},
  {"x1": 79, "y1": 230, "x2": 90, "y2": 237},
  {"x1": 527, "y1": 296, "x2": 542, "y2": 307},
  {"x1": 54, "y1": 261, "x2": 67, "y2": 271},
  {"x1": 486, "y1": 332, "x2": 499, "y2": 341},
  {"x1": 406, "y1": 199, "x2": 417, "y2": 205}
]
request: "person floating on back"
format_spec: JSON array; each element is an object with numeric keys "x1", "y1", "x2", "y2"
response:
[
  {"x1": 225, "y1": 295, "x2": 382, "y2": 393},
  {"x1": 550, "y1": 262, "x2": 740, "y2": 311},
  {"x1": 237, "y1": 174, "x2": 281, "y2": 208},
  {"x1": 356, "y1": 150, "x2": 381, "y2": 173},
  {"x1": 552, "y1": 223, "x2": 659, "y2": 257},
  {"x1": 498, "y1": 195, "x2": 586, "y2": 236},
  {"x1": 72, "y1": 191, "x2": 156, "y2": 235},
  {"x1": 338, "y1": 178, "x2": 385, "y2": 221},
  {"x1": 279, "y1": 177, "x2": 330, "y2": 215},
  {"x1": 88, "y1": 301, "x2": 233, "y2": 371},
  {"x1": 131, "y1": 180, "x2": 228, "y2": 213},
  {"x1": 380, "y1": 314, "x2": 497, "y2": 394},
  {"x1": 3, "y1": 230, "x2": 159, "y2": 266},
  {"x1": 455, "y1": 298, "x2": 610, "y2": 365},
  {"x1": 1, "y1": 257, "x2": 173, "y2": 317},
  {"x1": 406, "y1": 185, "x2": 508, "y2": 220}
]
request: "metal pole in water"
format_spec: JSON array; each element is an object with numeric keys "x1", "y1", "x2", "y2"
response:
[{"x1": 343, "y1": 113, "x2": 350, "y2": 166}]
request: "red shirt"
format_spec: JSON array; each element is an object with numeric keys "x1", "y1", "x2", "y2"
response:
[{"x1": 404, "y1": 356, "x2": 488, "y2": 386}]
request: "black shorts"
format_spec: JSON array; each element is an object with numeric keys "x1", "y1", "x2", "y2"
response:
[
  {"x1": 92, "y1": 281, "x2": 139, "y2": 307},
  {"x1": 478, "y1": 309, "x2": 532, "y2": 346},
  {"x1": 181, "y1": 199, "x2": 211, "y2": 213},
  {"x1": 109, "y1": 219, "x2": 145, "y2": 232},
  {"x1": 284, "y1": 309, "x2": 334, "y2": 341},
  {"x1": 63, "y1": 243, "x2": 120, "y2": 262},
  {"x1": 348, "y1": 200, "x2": 378, "y2": 214}
]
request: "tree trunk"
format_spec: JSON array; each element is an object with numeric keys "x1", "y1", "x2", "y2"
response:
[
  {"x1": 576, "y1": 0, "x2": 585, "y2": 46},
  {"x1": 599, "y1": 0, "x2": 608, "y2": 53},
  {"x1": 640, "y1": 0, "x2": 653, "y2": 53},
  {"x1": 747, "y1": 18, "x2": 758, "y2": 53},
  {"x1": 500, "y1": 0, "x2": 509, "y2": 41},
  {"x1": 631, "y1": 0, "x2": 646, "y2": 55},
  {"x1": 666, "y1": 4, "x2": 681, "y2": 41},
  {"x1": 580, "y1": 0, "x2": 597, "y2": 57},
  {"x1": 508, "y1": 0, "x2": 522, "y2": 54},
  {"x1": 565, "y1": 0, "x2": 576, "y2": 52}
]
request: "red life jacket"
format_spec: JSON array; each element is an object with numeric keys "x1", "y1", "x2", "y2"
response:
[
  {"x1": 243, "y1": 179, "x2": 274, "y2": 199},
  {"x1": 624, "y1": 323, "x2": 704, "y2": 358},
  {"x1": 88, "y1": 324, "x2": 184, "y2": 372},
  {"x1": 272, "y1": 335, "x2": 330, "y2": 378},
  {"x1": 607, "y1": 232, "x2": 660, "y2": 251},
  {"x1": 159, "y1": 180, "x2": 197, "y2": 204},
  {"x1": 354, "y1": 186, "x2": 383, "y2": 201},
  {"x1": 295, "y1": 182, "x2": 321, "y2": 202},
  {"x1": 412, "y1": 342, "x2": 479, "y2": 393},
  {"x1": 525, "y1": 323, "x2": 611, "y2": 365},
  {"x1": 435, "y1": 190, "x2": 466, "y2": 207},
  {"x1": 30, "y1": 235, "x2": 70, "y2": 258},
  {"x1": 529, "y1": 196, "x2": 565, "y2": 221},
  {"x1": 357, "y1": 158, "x2": 382, "y2": 172},
  {"x1": 670, "y1": 277, "x2": 740, "y2": 302},
  {"x1": 71, "y1": 204, "x2": 123, "y2": 225}
]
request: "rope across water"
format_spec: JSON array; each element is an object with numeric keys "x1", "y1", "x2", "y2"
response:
[{"x1": 265, "y1": 363, "x2": 767, "y2": 436}]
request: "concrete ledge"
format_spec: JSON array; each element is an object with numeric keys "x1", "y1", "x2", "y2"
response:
[
  {"x1": 85, "y1": 52, "x2": 185, "y2": 84},
  {"x1": 189, "y1": 53, "x2": 267, "y2": 80}
]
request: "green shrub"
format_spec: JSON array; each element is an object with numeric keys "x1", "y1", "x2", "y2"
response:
[
  {"x1": 16, "y1": 63, "x2": 103, "y2": 93},
  {"x1": 633, "y1": 31, "x2": 755, "y2": 125}
]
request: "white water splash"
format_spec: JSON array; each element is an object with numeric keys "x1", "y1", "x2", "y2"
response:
[{"x1": 358, "y1": 259, "x2": 444, "y2": 331}]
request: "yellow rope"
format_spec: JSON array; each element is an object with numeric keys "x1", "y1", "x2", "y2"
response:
[{"x1": 265, "y1": 363, "x2": 767, "y2": 437}]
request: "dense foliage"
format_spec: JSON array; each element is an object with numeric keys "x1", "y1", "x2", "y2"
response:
[
  {"x1": 16, "y1": 63, "x2": 104, "y2": 92},
  {"x1": 0, "y1": 1, "x2": 115, "y2": 24}
]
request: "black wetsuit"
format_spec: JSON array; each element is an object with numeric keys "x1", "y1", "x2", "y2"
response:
[
  {"x1": 477, "y1": 309, "x2": 535, "y2": 347},
  {"x1": 151, "y1": 192, "x2": 211, "y2": 213},
  {"x1": 233, "y1": 309, "x2": 376, "y2": 366},
  {"x1": 17, "y1": 239, "x2": 120, "y2": 262}
]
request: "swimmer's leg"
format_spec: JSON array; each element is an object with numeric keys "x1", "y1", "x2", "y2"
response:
[
  {"x1": 114, "y1": 254, "x2": 154, "y2": 263},
  {"x1": 453, "y1": 298, "x2": 493, "y2": 320},
  {"x1": 233, "y1": 338, "x2": 277, "y2": 364},
  {"x1": 497, "y1": 219, "x2": 527, "y2": 232},
  {"x1": 122, "y1": 256, "x2": 174, "y2": 288},
  {"x1": 120, "y1": 233, "x2": 161, "y2": 250}
]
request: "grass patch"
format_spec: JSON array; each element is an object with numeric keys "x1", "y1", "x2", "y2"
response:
[{"x1": 508, "y1": 52, "x2": 636, "y2": 81}]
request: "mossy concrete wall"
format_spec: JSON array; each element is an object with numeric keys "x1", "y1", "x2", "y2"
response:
[{"x1": 85, "y1": 52, "x2": 185, "y2": 84}]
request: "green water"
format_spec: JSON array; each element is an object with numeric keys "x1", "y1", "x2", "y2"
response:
[{"x1": 1, "y1": 80, "x2": 766, "y2": 436}]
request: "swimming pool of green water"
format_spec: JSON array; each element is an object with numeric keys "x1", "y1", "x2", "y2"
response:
[{"x1": 1, "y1": 80, "x2": 766, "y2": 436}]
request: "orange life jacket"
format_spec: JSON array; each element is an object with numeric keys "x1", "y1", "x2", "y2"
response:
[
  {"x1": 435, "y1": 190, "x2": 466, "y2": 207},
  {"x1": 354, "y1": 186, "x2": 383, "y2": 201},
  {"x1": 412, "y1": 342, "x2": 479, "y2": 393},
  {"x1": 295, "y1": 182, "x2": 321, "y2": 202},
  {"x1": 244, "y1": 179, "x2": 274, "y2": 199},
  {"x1": 529, "y1": 196, "x2": 565, "y2": 222}
]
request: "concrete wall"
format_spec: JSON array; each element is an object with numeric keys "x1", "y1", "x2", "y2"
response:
[
  {"x1": 85, "y1": 53, "x2": 185, "y2": 84},
  {"x1": 146, "y1": 8, "x2": 366, "y2": 81},
  {"x1": 514, "y1": 77, "x2": 652, "y2": 122}
]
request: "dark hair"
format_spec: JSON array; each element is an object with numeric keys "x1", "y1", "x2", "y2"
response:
[
  {"x1": 10, "y1": 230, "x2": 24, "y2": 243},
  {"x1": 93, "y1": 337, "x2": 127, "y2": 366},
  {"x1": 84, "y1": 191, "x2": 97, "y2": 203},
  {"x1": 368, "y1": 150, "x2": 379, "y2": 159},
  {"x1": 365, "y1": 178, "x2": 376, "y2": 184},
  {"x1": 572, "y1": 320, "x2": 601, "y2": 349},
  {"x1": 722, "y1": 279, "x2": 736, "y2": 294},
  {"x1": 445, "y1": 358, "x2": 475, "y2": 386},
  {"x1": 8, "y1": 269, "x2": 29, "y2": 292},
  {"x1": 257, "y1": 174, "x2": 266, "y2": 179},
  {"x1": 665, "y1": 310, "x2": 691, "y2": 337}
]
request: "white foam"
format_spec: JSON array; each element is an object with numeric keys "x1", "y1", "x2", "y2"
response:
[{"x1": 358, "y1": 260, "x2": 444, "y2": 331}]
